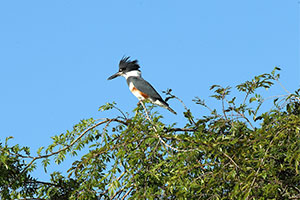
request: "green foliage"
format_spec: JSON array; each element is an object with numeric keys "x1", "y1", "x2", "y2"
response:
[
  {"x1": 1, "y1": 67, "x2": 300, "y2": 199},
  {"x1": 0, "y1": 137, "x2": 38, "y2": 199}
]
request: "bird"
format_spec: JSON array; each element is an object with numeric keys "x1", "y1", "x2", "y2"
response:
[{"x1": 107, "y1": 56, "x2": 177, "y2": 115}]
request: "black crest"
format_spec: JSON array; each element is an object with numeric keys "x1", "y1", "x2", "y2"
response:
[{"x1": 119, "y1": 56, "x2": 140, "y2": 71}]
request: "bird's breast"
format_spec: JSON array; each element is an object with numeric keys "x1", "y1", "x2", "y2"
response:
[{"x1": 129, "y1": 82, "x2": 149, "y2": 100}]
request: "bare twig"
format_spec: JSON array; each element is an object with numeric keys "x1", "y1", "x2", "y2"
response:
[
  {"x1": 113, "y1": 105, "x2": 128, "y2": 120},
  {"x1": 274, "y1": 78, "x2": 300, "y2": 102},
  {"x1": 174, "y1": 96, "x2": 188, "y2": 112}
]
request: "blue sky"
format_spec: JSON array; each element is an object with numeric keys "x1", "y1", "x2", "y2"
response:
[{"x1": 0, "y1": 0, "x2": 299, "y2": 180}]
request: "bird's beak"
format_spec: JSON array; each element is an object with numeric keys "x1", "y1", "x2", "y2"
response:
[{"x1": 107, "y1": 72, "x2": 122, "y2": 80}]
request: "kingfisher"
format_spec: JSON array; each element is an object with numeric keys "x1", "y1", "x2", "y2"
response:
[{"x1": 107, "y1": 56, "x2": 177, "y2": 115}]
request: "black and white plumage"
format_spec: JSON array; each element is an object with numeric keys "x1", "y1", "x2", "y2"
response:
[{"x1": 108, "y1": 56, "x2": 177, "y2": 114}]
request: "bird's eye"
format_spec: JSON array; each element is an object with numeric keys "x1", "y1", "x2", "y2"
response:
[{"x1": 119, "y1": 68, "x2": 123, "y2": 72}]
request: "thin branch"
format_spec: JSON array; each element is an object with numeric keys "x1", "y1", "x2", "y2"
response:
[
  {"x1": 293, "y1": 186, "x2": 300, "y2": 193},
  {"x1": 243, "y1": 91, "x2": 251, "y2": 106},
  {"x1": 121, "y1": 187, "x2": 133, "y2": 200},
  {"x1": 167, "y1": 127, "x2": 198, "y2": 132},
  {"x1": 274, "y1": 78, "x2": 300, "y2": 102},
  {"x1": 236, "y1": 110, "x2": 255, "y2": 130},
  {"x1": 261, "y1": 94, "x2": 289, "y2": 103},
  {"x1": 26, "y1": 180, "x2": 59, "y2": 187},
  {"x1": 222, "y1": 152, "x2": 239, "y2": 169},
  {"x1": 113, "y1": 105, "x2": 128, "y2": 120},
  {"x1": 99, "y1": 171, "x2": 126, "y2": 199},
  {"x1": 222, "y1": 91, "x2": 228, "y2": 121},
  {"x1": 11, "y1": 152, "x2": 34, "y2": 159},
  {"x1": 289, "y1": 194, "x2": 300, "y2": 200},
  {"x1": 277, "y1": 79, "x2": 291, "y2": 95},
  {"x1": 103, "y1": 118, "x2": 115, "y2": 134},
  {"x1": 110, "y1": 182, "x2": 133, "y2": 200},
  {"x1": 174, "y1": 96, "x2": 188, "y2": 112},
  {"x1": 174, "y1": 95, "x2": 197, "y2": 125}
]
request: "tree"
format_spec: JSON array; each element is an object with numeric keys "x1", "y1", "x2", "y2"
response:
[{"x1": 1, "y1": 68, "x2": 300, "y2": 199}]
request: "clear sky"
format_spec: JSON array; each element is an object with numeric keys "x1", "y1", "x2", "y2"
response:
[{"x1": 0, "y1": 0, "x2": 299, "y2": 180}]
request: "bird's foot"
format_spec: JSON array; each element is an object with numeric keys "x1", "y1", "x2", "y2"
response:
[{"x1": 137, "y1": 100, "x2": 142, "y2": 106}]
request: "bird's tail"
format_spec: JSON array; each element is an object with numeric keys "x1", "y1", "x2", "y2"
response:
[
  {"x1": 166, "y1": 106, "x2": 177, "y2": 115},
  {"x1": 153, "y1": 99, "x2": 177, "y2": 115}
]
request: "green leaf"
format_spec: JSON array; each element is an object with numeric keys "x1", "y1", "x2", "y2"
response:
[
  {"x1": 37, "y1": 146, "x2": 44, "y2": 156},
  {"x1": 249, "y1": 97, "x2": 256, "y2": 103}
]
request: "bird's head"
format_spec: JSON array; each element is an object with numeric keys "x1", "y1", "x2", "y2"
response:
[{"x1": 107, "y1": 56, "x2": 141, "y2": 80}]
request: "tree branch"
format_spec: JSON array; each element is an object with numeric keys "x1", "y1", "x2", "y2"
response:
[
  {"x1": 11, "y1": 118, "x2": 127, "y2": 188},
  {"x1": 121, "y1": 187, "x2": 133, "y2": 200},
  {"x1": 167, "y1": 127, "x2": 198, "y2": 132}
]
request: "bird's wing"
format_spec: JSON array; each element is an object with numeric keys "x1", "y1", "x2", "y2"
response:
[
  {"x1": 127, "y1": 76, "x2": 177, "y2": 114},
  {"x1": 127, "y1": 77, "x2": 163, "y2": 101}
]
